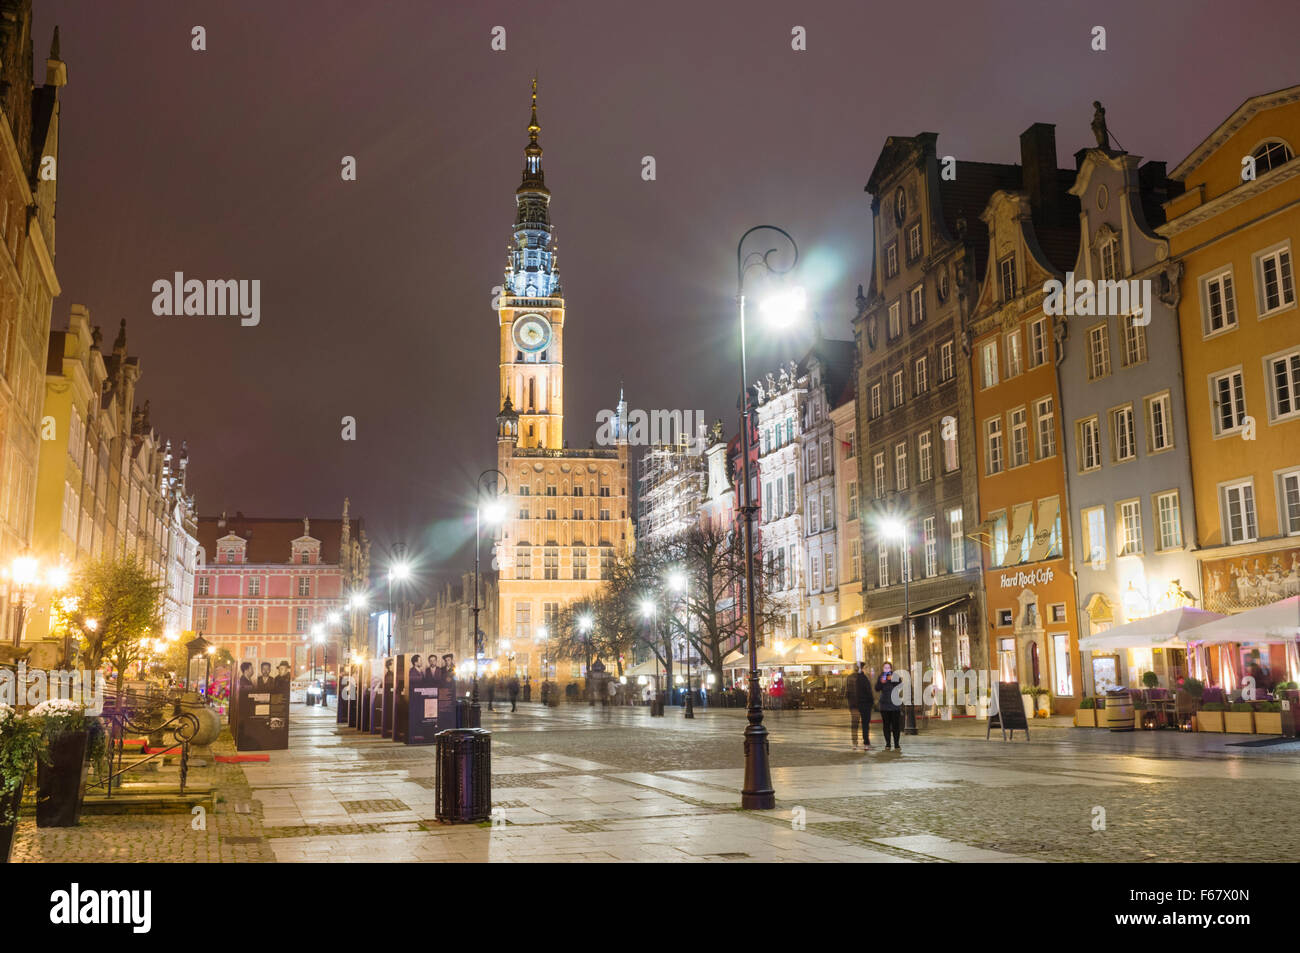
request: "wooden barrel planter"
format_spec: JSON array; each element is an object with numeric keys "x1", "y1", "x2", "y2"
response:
[{"x1": 1106, "y1": 692, "x2": 1134, "y2": 732}]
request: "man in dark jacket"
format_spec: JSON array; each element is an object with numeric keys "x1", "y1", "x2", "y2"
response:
[
  {"x1": 849, "y1": 663, "x2": 873, "y2": 749},
  {"x1": 508, "y1": 676, "x2": 521, "y2": 712},
  {"x1": 876, "y1": 661, "x2": 902, "y2": 751}
]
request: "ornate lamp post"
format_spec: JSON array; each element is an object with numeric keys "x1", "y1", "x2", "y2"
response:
[
  {"x1": 881, "y1": 518, "x2": 918, "y2": 735},
  {"x1": 472, "y1": 468, "x2": 508, "y2": 724},
  {"x1": 735, "y1": 225, "x2": 804, "y2": 809}
]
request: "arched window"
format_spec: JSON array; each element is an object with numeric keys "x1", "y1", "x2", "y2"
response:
[{"x1": 1253, "y1": 139, "x2": 1295, "y2": 175}]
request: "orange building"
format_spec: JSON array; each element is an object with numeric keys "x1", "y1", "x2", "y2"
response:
[
  {"x1": 970, "y1": 125, "x2": 1083, "y2": 712},
  {"x1": 1159, "y1": 86, "x2": 1300, "y2": 685}
]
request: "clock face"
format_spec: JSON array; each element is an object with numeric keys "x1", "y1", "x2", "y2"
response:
[{"x1": 512, "y1": 313, "x2": 552, "y2": 353}]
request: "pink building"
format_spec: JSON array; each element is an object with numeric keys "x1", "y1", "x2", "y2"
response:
[{"x1": 192, "y1": 501, "x2": 370, "y2": 680}]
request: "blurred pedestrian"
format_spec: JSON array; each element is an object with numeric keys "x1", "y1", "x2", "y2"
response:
[
  {"x1": 849, "y1": 662, "x2": 873, "y2": 749},
  {"x1": 876, "y1": 661, "x2": 902, "y2": 751},
  {"x1": 508, "y1": 676, "x2": 520, "y2": 712}
]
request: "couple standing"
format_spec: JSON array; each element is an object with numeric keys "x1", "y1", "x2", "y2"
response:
[{"x1": 848, "y1": 661, "x2": 904, "y2": 752}]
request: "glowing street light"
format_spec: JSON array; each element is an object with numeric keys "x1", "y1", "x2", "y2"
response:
[
  {"x1": 879, "y1": 515, "x2": 916, "y2": 736},
  {"x1": 759, "y1": 285, "x2": 807, "y2": 329}
]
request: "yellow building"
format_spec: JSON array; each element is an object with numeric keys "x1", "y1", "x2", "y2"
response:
[
  {"x1": 491, "y1": 83, "x2": 633, "y2": 686},
  {"x1": 1160, "y1": 86, "x2": 1300, "y2": 681}
]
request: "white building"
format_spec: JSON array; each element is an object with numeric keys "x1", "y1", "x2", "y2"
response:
[{"x1": 755, "y1": 361, "x2": 807, "y2": 642}]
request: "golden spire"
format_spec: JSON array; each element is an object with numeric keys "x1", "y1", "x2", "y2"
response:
[{"x1": 528, "y1": 75, "x2": 540, "y2": 144}]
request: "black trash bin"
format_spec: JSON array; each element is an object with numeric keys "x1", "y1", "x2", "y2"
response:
[
  {"x1": 455, "y1": 698, "x2": 481, "y2": 729},
  {"x1": 434, "y1": 728, "x2": 491, "y2": 823}
]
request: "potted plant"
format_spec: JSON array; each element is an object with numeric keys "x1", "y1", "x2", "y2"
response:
[
  {"x1": 1075, "y1": 696, "x2": 1097, "y2": 727},
  {"x1": 1197, "y1": 701, "x2": 1225, "y2": 732},
  {"x1": 1141, "y1": 670, "x2": 1160, "y2": 690},
  {"x1": 0, "y1": 704, "x2": 43, "y2": 862},
  {"x1": 1224, "y1": 701, "x2": 1255, "y2": 734},
  {"x1": 1021, "y1": 683, "x2": 1049, "y2": 718},
  {"x1": 1254, "y1": 700, "x2": 1283, "y2": 735},
  {"x1": 30, "y1": 699, "x2": 100, "y2": 828}
]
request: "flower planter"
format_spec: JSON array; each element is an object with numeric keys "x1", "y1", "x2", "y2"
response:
[
  {"x1": 0, "y1": 779, "x2": 23, "y2": 863},
  {"x1": 1074, "y1": 709, "x2": 1096, "y2": 727},
  {"x1": 1022, "y1": 695, "x2": 1036, "y2": 721},
  {"x1": 1196, "y1": 710, "x2": 1224, "y2": 732},
  {"x1": 1254, "y1": 711, "x2": 1283, "y2": 735},
  {"x1": 36, "y1": 729, "x2": 89, "y2": 828},
  {"x1": 1223, "y1": 711, "x2": 1255, "y2": 734}
]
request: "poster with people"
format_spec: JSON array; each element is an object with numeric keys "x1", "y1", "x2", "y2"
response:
[
  {"x1": 234, "y1": 657, "x2": 290, "y2": 751},
  {"x1": 396, "y1": 654, "x2": 440, "y2": 745}
]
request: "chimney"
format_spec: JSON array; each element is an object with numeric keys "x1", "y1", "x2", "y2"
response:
[{"x1": 1020, "y1": 122, "x2": 1060, "y2": 224}]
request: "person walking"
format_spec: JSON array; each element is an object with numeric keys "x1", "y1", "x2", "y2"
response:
[
  {"x1": 508, "y1": 676, "x2": 520, "y2": 712},
  {"x1": 486, "y1": 676, "x2": 496, "y2": 712},
  {"x1": 849, "y1": 663, "x2": 873, "y2": 749},
  {"x1": 876, "y1": 660, "x2": 902, "y2": 751}
]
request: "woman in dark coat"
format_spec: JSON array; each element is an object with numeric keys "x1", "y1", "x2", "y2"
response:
[{"x1": 876, "y1": 661, "x2": 902, "y2": 751}]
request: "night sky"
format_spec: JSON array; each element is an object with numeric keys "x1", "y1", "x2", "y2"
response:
[{"x1": 31, "y1": 0, "x2": 1300, "y2": 591}]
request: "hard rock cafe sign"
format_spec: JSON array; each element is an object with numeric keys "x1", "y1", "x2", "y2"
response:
[
  {"x1": 997, "y1": 566, "x2": 1056, "y2": 589},
  {"x1": 1202, "y1": 545, "x2": 1300, "y2": 613}
]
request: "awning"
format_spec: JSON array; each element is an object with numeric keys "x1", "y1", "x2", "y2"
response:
[{"x1": 908, "y1": 595, "x2": 970, "y2": 619}]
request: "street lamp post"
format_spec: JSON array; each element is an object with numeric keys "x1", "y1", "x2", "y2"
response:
[
  {"x1": 735, "y1": 225, "x2": 803, "y2": 810},
  {"x1": 669, "y1": 569, "x2": 692, "y2": 719},
  {"x1": 578, "y1": 613, "x2": 594, "y2": 704},
  {"x1": 386, "y1": 545, "x2": 409, "y2": 658},
  {"x1": 473, "y1": 468, "x2": 508, "y2": 725},
  {"x1": 882, "y1": 518, "x2": 918, "y2": 735}
]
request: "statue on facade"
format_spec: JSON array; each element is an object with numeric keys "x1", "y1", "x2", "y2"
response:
[{"x1": 1091, "y1": 101, "x2": 1111, "y2": 150}]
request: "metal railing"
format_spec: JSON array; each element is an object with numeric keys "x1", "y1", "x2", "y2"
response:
[{"x1": 92, "y1": 687, "x2": 201, "y2": 797}]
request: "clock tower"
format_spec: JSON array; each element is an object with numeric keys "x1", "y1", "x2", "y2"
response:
[{"x1": 499, "y1": 79, "x2": 564, "y2": 450}]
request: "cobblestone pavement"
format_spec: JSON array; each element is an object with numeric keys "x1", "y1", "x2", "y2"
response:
[{"x1": 14, "y1": 702, "x2": 1300, "y2": 862}]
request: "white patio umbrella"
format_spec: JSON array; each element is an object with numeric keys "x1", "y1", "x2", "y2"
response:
[
  {"x1": 1077, "y1": 606, "x2": 1224, "y2": 651},
  {"x1": 1177, "y1": 596, "x2": 1300, "y2": 643}
]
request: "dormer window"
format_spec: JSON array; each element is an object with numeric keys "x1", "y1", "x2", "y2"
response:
[{"x1": 1252, "y1": 139, "x2": 1295, "y2": 176}]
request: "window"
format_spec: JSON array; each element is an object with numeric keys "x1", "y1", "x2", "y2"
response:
[
  {"x1": 1087, "y1": 324, "x2": 1111, "y2": 380},
  {"x1": 1268, "y1": 349, "x2": 1300, "y2": 421},
  {"x1": 1221, "y1": 479, "x2": 1258, "y2": 544},
  {"x1": 786, "y1": 473, "x2": 796, "y2": 514},
  {"x1": 1035, "y1": 397, "x2": 1056, "y2": 459},
  {"x1": 939, "y1": 340, "x2": 955, "y2": 383},
  {"x1": 870, "y1": 384, "x2": 881, "y2": 419},
  {"x1": 892, "y1": 371, "x2": 904, "y2": 408},
  {"x1": 824, "y1": 552, "x2": 835, "y2": 589},
  {"x1": 573, "y1": 546, "x2": 587, "y2": 580},
  {"x1": 1255, "y1": 244, "x2": 1295, "y2": 316},
  {"x1": 1099, "y1": 239, "x2": 1119, "y2": 281},
  {"x1": 806, "y1": 445, "x2": 819, "y2": 479},
  {"x1": 546, "y1": 484, "x2": 557, "y2": 496},
  {"x1": 957, "y1": 613, "x2": 970, "y2": 668},
  {"x1": 991, "y1": 511, "x2": 1009, "y2": 565},
  {"x1": 895, "y1": 442, "x2": 909, "y2": 491},
  {"x1": 763, "y1": 482, "x2": 772, "y2": 522},
  {"x1": 543, "y1": 547, "x2": 559, "y2": 579},
  {"x1": 1112, "y1": 405, "x2": 1136, "y2": 462},
  {"x1": 1122, "y1": 314, "x2": 1147, "y2": 366},
  {"x1": 877, "y1": 546, "x2": 889, "y2": 587},
  {"x1": 850, "y1": 539, "x2": 861, "y2": 581},
  {"x1": 923, "y1": 517, "x2": 937, "y2": 578},
  {"x1": 847, "y1": 481, "x2": 858, "y2": 520},
  {"x1": 600, "y1": 547, "x2": 614, "y2": 577},
  {"x1": 1009, "y1": 407, "x2": 1029, "y2": 468},
  {"x1": 914, "y1": 356, "x2": 928, "y2": 395},
  {"x1": 297, "y1": 576, "x2": 311, "y2": 597},
  {"x1": 1278, "y1": 470, "x2": 1300, "y2": 536},
  {"x1": 998, "y1": 255, "x2": 1016, "y2": 301},
  {"x1": 942, "y1": 415, "x2": 959, "y2": 472},
  {"x1": 1252, "y1": 139, "x2": 1295, "y2": 174},
  {"x1": 808, "y1": 496, "x2": 819, "y2": 534},
  {"x1": 296, "y1": 606, "x2": 309, "y2": 633},
  {"x1": 844, "y1": 432, "x2": 856, "y2": 459},
  {"x1": 196, "y1": 606, "x2": 209, "y2": 633},
  {"x1": 908, "y1": 223, "x2": 922, "y2": 261},
  {"x1": 886, "y1": 242, "x2": 898, "y2": 278},
  {"x1": 248, "y1": 576, "x2": 261, "y2": 597},
  {"x1": 1156, "y1": 490, "x2": 1183, "y2": 551},
  {"x1": 1202, "y1": 270, "x2": 1237, "y2": 335},
  {"x1": 774, "y1": 480, "x2": 783, "y2": 519},
  {"x1": 197, "y1": 576, "x2": 209, "y2": 597},
  {"x1": 1078, "y1": 417, "x2": 1102, "y2": 472},
  {"x1": 1028, "y1": 318, "x2": 1048, "y2": 368},
  {"x1": 246, "y1": 606, "x2": 260, "y2": 633},
  {"x1": 572, "y1": 508, "x2": 583, "y2": 520},
  {"x1": 1005, "y1": 330, "x2": 1023, "y2": 378},
  {"x1": 1211, "y1": 369, "x2": 1247, "y2": 435},
  {"x1": 574, "y1": 485, "x2": 583, "y2": 497},
  {"x1": 1118, "y1": 499, "x2": 1143, "y2": 556},
  {"x1": 918, "y1": 431, "x2": 933, "y2": 482},
  {"x1": 1144, "y1": 392, "x2": 1173, "y2": 452},
  {"x1": 516, "y1": 546, "x2": 532, "y2": 579},
  {"x1": 874, "y1": 453, "x2": 886, "y2": 498},
  {"x1": 1082, "y1": 506, "x2": 1107, "y2": 567},
  {"x1": 514, "y1": 602, "x2": 531, "y2": 641},
  {"x1": 888, "y1": 301, "x2": 901, "y2": 338},
  {"x1": 984, "y1": 417, "x2": 1003, "y2": 475},
  {"x1": 948, "y1": 509, "x2": 965, "y2": 572},
  {"x1": 821, "y1": 438, "x2": 832, "y2": 474},
  {"x1": 909, "y1": 284, "x2": 925, "y2": 325},
  {"x1": 980, "y1": 340, "x2": 999, "y2": 389},
  {"x1": 810, "y1": 555, "x2": 820, "y2": 591},
  {"x1": 1052, "y1": 633, "x2": 1073, "y2": 697},
  {"x1": 822, "y1": 493, "x2": 833, "y2": 531}
]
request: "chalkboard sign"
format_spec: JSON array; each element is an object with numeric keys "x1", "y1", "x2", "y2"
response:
[{"x1": 986, "y1": 681, "x2": 1029, "y2": 741}]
